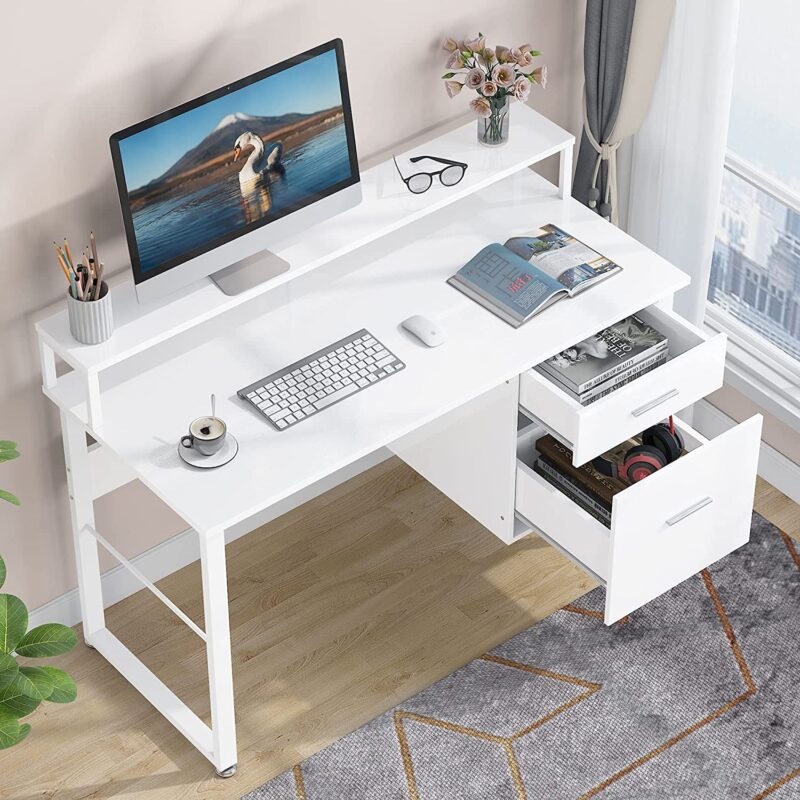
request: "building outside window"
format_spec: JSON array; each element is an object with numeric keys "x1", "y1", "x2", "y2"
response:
[{"x1": 707, "y1": 0, "x2": 800, "y2": 373}]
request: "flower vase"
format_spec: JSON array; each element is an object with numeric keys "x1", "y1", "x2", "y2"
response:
[{"x1": 477, "y1": 95, "x2": 510, "y2": 147}]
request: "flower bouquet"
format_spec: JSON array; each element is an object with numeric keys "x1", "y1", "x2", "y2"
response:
[{"x1": 442, "y1": 34, "x2": 547, "y2": 146}]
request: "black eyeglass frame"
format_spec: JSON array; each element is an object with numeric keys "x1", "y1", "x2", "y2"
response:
[{"x1": 392, "y1": 155, "x2": 469, "y2": 194}]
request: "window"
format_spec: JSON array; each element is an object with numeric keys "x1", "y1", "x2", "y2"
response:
[{"x1": 707, "y1": 0, "x2": 800, "y2": 376}]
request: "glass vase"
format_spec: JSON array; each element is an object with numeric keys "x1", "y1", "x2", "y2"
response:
[{"x1": 477, "y1": 95, "x2": 510, "y2": 147}]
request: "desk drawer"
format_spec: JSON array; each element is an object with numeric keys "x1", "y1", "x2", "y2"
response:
[
  {"x1": 515, "y1": 415, "x2": 761, "y2": 623},
  {"x1": 519, "y1": 306, "x2": 726, "y2": 465}
]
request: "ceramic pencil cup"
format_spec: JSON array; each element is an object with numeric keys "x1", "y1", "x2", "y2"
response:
[{"x1": 67, "y1": 281, "x2": 114, "y2": 345}]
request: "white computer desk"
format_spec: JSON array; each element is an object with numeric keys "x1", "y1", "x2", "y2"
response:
[{"x1": 36, "y1": 108, "x2": 761, "y2": 775}]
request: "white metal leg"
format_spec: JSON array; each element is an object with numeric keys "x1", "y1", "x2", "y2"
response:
[
  {"x1": 86, "y1": 369, "x2": 103, "y2": 430},
  {"x1": 39, "y1": 340, "x2": 57, "y2": 389},
  {"x1": 61, "y1": 411, "x2": 105, "y2": 642},
  {"x1": 59, "y1": 410, "x2": 238, "y2": 773},
  {"x1": 200, "y1": 528, "x2": 238, "y2": 774},
  {"x1": 559, "y1": 144, "x2": 573, "y2": 199}
]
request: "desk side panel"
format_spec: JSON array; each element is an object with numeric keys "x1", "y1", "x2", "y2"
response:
[{"x1": 389, "y1": 379, "x2": 518, "y2": 543}]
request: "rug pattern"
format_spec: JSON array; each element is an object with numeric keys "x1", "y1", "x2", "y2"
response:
[{"x1": 243, "y1": 514, "x2": 800, "y2": 799}]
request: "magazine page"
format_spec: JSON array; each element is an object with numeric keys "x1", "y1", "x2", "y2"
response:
[
  {"x1": 451, "y1": 243, "x2": 566, "y2": 323},
  {"x1": 504, "y1": 225, "x2": 620, "y2": 293}
]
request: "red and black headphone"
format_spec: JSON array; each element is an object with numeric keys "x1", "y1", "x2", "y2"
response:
[{"x1": 591, "y1": 417, "x2": 683, "y2": 484}]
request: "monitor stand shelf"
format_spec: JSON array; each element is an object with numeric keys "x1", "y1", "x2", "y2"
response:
[{"x1": 36, "y1": 105, "x2": 574, "y2": 429}]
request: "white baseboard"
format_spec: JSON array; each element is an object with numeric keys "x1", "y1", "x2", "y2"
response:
[
  {"x1": 29, "y1": 448, "x2": 391, "y2": 630},
  {"x1": 691, "y1": 400, "x2": 800, "y2": 505}
]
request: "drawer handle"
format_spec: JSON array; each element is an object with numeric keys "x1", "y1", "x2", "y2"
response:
[
  {"x1": 632, "y1": 389, "x2": 680, "y2": 418},
  {"x1": 666, "y1": 497, "x2": 713, "y2": 526}
]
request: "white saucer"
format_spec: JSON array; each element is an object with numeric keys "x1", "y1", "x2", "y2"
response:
[{"x1": 178, "y1": 434, "x2": 239, "y2": 469}]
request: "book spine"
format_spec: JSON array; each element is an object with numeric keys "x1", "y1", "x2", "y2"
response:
[
  {"x1": 538, "y1": 454, "x2": 612, "y2": 512},
  {"x1": 534, "y1": 463, "x2": 612, "y2": 528},
  {"x1": 535, "y1": 437, "x2": 624, "y2": 504},
  {"x1": 537, "y1": 457, "x2": 612, "y2": 519},
  {"x1": 579, "y1": 351, "x2": 668, "y2": 405},
  {"x1": 578, "y1": 339, "x2": 669, "y2": 392}
]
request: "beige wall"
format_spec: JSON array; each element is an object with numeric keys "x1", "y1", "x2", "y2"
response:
[
  {"x1": 0, "y1": 1, "x2": 586, "y2": 610},
  {"x1": 709, "y1": 385, "x2": 800, "y2": 464}
]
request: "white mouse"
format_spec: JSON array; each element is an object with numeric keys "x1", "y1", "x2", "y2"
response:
[{"x1": 401, "y1": 315, "x2": 447, "y2": 347}]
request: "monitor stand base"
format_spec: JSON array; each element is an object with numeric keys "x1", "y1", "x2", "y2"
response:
[{"x1": 210, "y1": 250, "x2": 291, "y2": 295}]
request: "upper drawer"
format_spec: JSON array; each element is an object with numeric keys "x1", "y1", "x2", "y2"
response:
[{"x1": 519, "y1": 305, "x2": 726, "y2": 465}]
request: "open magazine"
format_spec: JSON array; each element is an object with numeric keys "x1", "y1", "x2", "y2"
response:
[{"x1": 447, "y1": 224, "x2": 622, "y2": 327}]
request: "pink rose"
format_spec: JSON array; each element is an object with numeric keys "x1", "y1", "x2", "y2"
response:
[
  {"x1": 532, "y1": 65, "x2": 548, "y2": 88},
  {"x1": 470, "y1": 96, "x2": 491, "y2": 118},
  {"x1": 513, "y1": 76, "x2": 531, "y2": 102},
  {"x1": 492, "y1": 63, "x2": 516, "y2": 87},
  {"x1": 465, "y1": 67, "x2": 485, "y2": 90},
  {"x1": 495, "y1": 45, "x2": 511, "y2": 63},
  {"x1": 441, "y1": 37, "x2": 459, "y2": 52},
  {"x1": 479, "y1": 47, "x2": 497, "y2": 68},
  {"x1": 481, "y1": 80, "x2": 498, "y2": 97},
  {"x1": 446, "y1": 51, "x2": 465, "y2": 70},
  {"x1": 465, "y1": 35, "x2": 485, "y2": 53},
  {"x1": 513, "y1": 48, "x2": 534, "y2": 70},
  {"x1": 445, "y1": 80, "x2": 463, "y2": 98}
]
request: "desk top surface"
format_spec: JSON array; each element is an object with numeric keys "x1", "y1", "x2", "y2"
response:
[
  {"x1": 48, "y1": 169, "x2": 688, "y2": 534},
  {"x1": 36, "y1": 105, "x2": 573, "y2": 374}
]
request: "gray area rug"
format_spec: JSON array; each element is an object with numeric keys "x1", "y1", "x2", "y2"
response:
[{"x1": 243, "y1": 513, "x2": 800, "y2": 799}]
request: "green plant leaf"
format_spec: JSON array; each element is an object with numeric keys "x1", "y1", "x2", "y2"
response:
[
  {"x1": 15, "y1": 624, "x2": 77, "y2": 658},
  {"x1": 0, "y1": 555, "x2": 5, "y2": 590},
  {"x1": 442, "y1": 72, "x2": 456, "y2": 79},
  {"x1": 0, "y1": 672, "x2": 42, "y2": 717},
  {"x1": 39, "y1": 667, "x2": 76, "y2": 703},
  {"x1": 14, "y1": 722, "x2": 31, "y2": 745},
  {"x1": 0, "y1": 654, "x2": 18, "y2": 691},
  {"x1": 0, "y1": 442, "x2": 17, "y2": 451},
  {"x1": 0, "y1": 594, "x2": 28, "y2": 655},
  {"x1": 19, "y1": 667, "x2": 53, "y2": 701},
  {"x1": 9, "y1": 668, "x2": 42, "y2": 701},
  {"x1": 0, "y1": 713, "x2": 31, "y2": 749},
  {"x1": 0, "y1": 490, "x2": 20, "y2": 506},
  {"x1": 0, "y1": 450, "x2": 20, "y2": 463},
  {"x1": 0, "y1": 708, "x2": 22, "y2": 749}
]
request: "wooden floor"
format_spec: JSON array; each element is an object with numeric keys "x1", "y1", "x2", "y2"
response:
[{"x1": 3, "y1": 463, "x2": 798, "y2": 800}]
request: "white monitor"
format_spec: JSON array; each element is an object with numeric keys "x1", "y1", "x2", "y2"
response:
[{"x1": 110, "y1": 39, "x2": 361, "y2": 303}]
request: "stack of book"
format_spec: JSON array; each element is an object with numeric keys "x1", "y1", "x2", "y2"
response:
[
  {"x1": 533, "y1": 435, "x2": 634, "y2": 528},
  {"x1": 536, "y1": 315, "x2": 668, "y2": 405}
]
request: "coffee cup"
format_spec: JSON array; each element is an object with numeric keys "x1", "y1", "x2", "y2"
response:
[{"x1": 181, "y1": 416, "x2": 227, "y2": 456}]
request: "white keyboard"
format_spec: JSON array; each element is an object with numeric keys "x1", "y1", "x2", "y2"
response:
[{"x1": 237, "y1": 329, "x2": 406, "y2": 430}]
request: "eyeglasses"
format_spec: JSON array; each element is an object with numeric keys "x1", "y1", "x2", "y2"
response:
[{"x1": 393, "y1": 155, "x2": 469, "y2": 194}]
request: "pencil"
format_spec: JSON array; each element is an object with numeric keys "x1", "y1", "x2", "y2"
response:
[
  {"x1": 63, "y1": 238, "x2": 74, "y2": 271},
  {"x1": 88, "y1": 258, "x2": 97, "y2": 300},
  {"x1": 56, "y1": 242, "x2": 74, "y2": 279},
  {"x1": 81, "y1": 252, "x2": 91, "y2": 300},
  {"x1": 90, "y1": 232, "x2": 99, "y2": 275},
  {"x1": 53, "y1": 243, "x2": 71, "y2": 282}
]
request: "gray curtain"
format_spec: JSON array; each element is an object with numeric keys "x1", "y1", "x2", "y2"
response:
[{"x1": 573, "y1": 0, "x2": 637, "y2": 220}]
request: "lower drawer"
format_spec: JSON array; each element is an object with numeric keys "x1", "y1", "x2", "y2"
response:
[{"x1": 515, "y1": 414, "x2": 762, "y2": 623}]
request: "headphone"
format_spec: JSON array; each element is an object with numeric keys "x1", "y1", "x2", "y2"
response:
[{"x1": 592, "y1": 417, "x2": 684, "y2": 484}]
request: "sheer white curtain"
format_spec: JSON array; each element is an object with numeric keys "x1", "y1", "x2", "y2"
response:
[{"x1": 625, "y1": 0, "x2": 741, "y2": 326}]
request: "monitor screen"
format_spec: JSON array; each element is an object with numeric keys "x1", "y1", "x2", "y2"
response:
[{"x1": 110, "y1": 40, "x2": 358, "y2": 283}]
